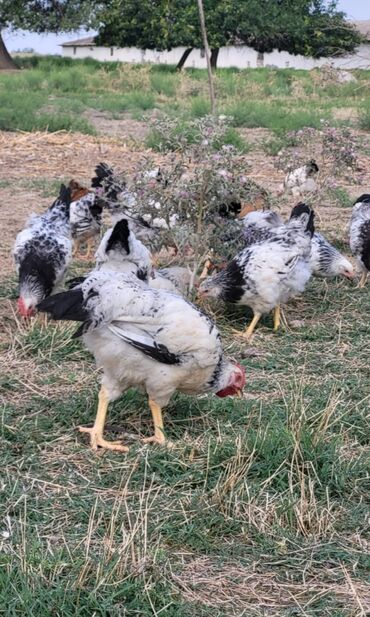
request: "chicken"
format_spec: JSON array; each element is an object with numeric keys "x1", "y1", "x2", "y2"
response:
[
  {"x1": 69, "y1": 180, "x2": 103, "y2": 260},
  {"x1": 240, "y1": 210, "x2": 283, "y2": 246},
  {"x1": 69, "y1": 219, "x2": 191, "y2": 297},
  {"x1": 13, "y1": 184, "x2": 72, "y2": 318},
  {"x1": 283, "y1": 160, "x2": 319, "y2": 199},
  {"x1": 151, "y1": 266, "x2": 196, "y2": 296},
  {"x1": 95, "y1": 218, "x2": 153, "y2": 281},
  {"x1": 38, "y1": 271, "x2": 245, "y2": 451},
  {"x1": 349, "y1": 194, "x2": 370, "y2": 287},
  {"x1": 241, "y1": 209, "x2": 354, "y2": 280},
  {"x1": 310, "y1": 233, "x2": 354, "y2": 279},
  {"x1": 198, "y1": 203, "x2": 314, "y2": 339},
  {"x1": 91, "y1": 162, "x2": 172, "y2": 236}
]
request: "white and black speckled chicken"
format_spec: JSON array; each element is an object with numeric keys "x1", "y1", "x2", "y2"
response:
[
  {"x1": 69, "y1": 180, "x2": 103, "y2": 260},
  {"x1": 240, "y1": 210, "x2": 284, "y2": 246},
  {"x1": 283, "y1": 160, "x2": 319, "y2": 199},
  {"x1": 349, "y1": 194, "x2": 370, "y2": 287},
  {"x1": 91, "y1": 162, "x2": 171, "y2": 239},
  {"x1": 38, "y1": 271, "x2": 245, "y2": 451},
  {"x1": 13, "y1": 184, "x2": 72, "y2": 318},
  {"x1": 241, "y1": 209, "x2": 354, "y2": 280},
  {"x1": 95, "y1": 218, "x2": 153, "y2": 281},
  {"x1": 68, "y1": 218, "x2": 194, "y2": 297},
  {"x1": 310, "y1": 233, "x2": 354, "y2": 279},
  {"x1": 199, "y1": 203, "x2": 314, "y2": 339}
]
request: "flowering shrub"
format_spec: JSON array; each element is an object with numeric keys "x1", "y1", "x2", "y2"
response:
[
  {"x1": 146, "y1": 113, "x2": 247, "y2": 153},
  {"x1": 275, "y1": 122, "x2": 359, "y2": 179},
  {"x1": 108, "y1": 119, "x2": 273, "y2": 275}
]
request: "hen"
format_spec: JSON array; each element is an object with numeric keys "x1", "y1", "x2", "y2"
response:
[
  {"x1": 69, "y1": 218, "x2": 193, "y2": 296},
  {"x1": 38, "y1": 271, "x2": 245, "y2": 451},
  {"x1": 13, "y1": 184, "x2": 72, "y2": 317},
  {"x1": 91, "y1": 162, "x2": 170, "y2": 236},
  {"x1": 241, "y1": 209, "x2": 354, "y2": 279},
  {"x1": 95, "y1": 218, "x2": 153, "y2": 281},
  {"x1": 240, "y1": 210, "x2": 283, "y2": 246},
  {"x1": 199, "y1": 203, "x2": 314, "y2": 339},
  {"x1": 310, "y1": 233, "x2": 354, "y2": 279},
  {"x1": 69, "y1": 180, "x2": 103, "y2": 260},
  {"x1": 283, "y1": 160, "x2": 319, "y2": 199},
  {"x1": 349, "y1": 194, "x2": 370, "y2": 287}
]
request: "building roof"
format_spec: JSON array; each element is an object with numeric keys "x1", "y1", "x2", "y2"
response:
[
  {"x1": 353, "y1": 20, "x2": 370, "y2": 40},
  {"x1": 61, "y1": 37, "x2": 96, "y2": 47}
]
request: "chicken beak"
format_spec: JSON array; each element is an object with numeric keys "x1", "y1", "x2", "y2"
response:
[
  {"x1": 235, "y1": 389, "x2": 243, "y2": 399},
  {"x1": 343, "y1": 271, "x2": 355, "y2": 280}
]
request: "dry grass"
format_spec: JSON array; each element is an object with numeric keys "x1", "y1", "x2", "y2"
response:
[{"x1": 1, "y1": 120, "x2": 370, "y2": 614}]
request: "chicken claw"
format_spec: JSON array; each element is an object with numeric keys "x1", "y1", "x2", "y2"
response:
[
  {"x1": 358, "y1": 272, "x2": 367, "y2": 288},
  {"x1": 78, "y1": 426, "x2": 129, "y2": 452},
  {"x1": 78, "y1": 385, "x2": 128, "y2": 452},
  {"x1": 143, "y1": 399, "x2": 166, "y2": 445},
  {"x1": 142, "y1": 434, "x2": 166, "y2": 445},
  {"x1": 232, "y1": 312, "x2": 262, "y2": 340}
]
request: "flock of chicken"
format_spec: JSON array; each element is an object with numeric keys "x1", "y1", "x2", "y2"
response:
[{"x1": 11, "y1": 160, "x2": 370, "y2": 452}]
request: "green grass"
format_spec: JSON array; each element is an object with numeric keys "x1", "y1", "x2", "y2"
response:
[
  {"x1": 0, "y1": 57, "x2": 369, "y2": 137},
  {"x1": 1, "y1": 272, "x2": 369, "y2": 615},
  {"x1": 359, "y1": 107, "x2": 370, "y2": 131}
]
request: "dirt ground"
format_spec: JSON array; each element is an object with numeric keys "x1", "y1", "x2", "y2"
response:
[{"x1": 1, "y1": 124, "x2": 369, "y2": 279}]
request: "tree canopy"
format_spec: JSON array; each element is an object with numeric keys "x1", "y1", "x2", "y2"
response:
[
  {"x1": 0, "y1": 1, "x2": 96, "y2": 69},
  {"x1": 96, "y1": 0, "x2": 363, "y2": 68}
]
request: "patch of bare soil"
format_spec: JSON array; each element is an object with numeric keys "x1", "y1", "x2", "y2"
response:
[
  {"x1": 331, "y1": 107, "x2": 359, "y2": 122},
  {"x1": 1, "y1": 125, "x2": 369, "y2": 281},
  {"x1": 84, "y1": 109, "x2": 150, "y2": 141}
]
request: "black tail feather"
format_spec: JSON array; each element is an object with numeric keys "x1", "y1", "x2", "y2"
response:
[
  {"x1": 58, "y1": 183, "x2": 72, "y2": 206},
  {"x1": 38, "y1": 289, "x2": 88, "y2": 322},
  {"x1": 106, "y1": 219, "x2": 131, "y2": 255},
  {"x1": 91, "y1": 162, "x2": 113, "y2": 187},
  {"x1": 290, "y1": 202, "x2": 315, "y2": 236},
  {"x1": 66, "y1": 276, "x2": 87, "y2": 290},
  {"x1": 354, "y1": 194, "x2": 370, "y2": 205}
]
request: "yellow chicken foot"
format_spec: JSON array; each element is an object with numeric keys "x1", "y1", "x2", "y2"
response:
[
  {"x1": 273, "y1": 305, "x2": 281, "y2": 331},
  {"x1": 142, "y1": 399, "x2": 166, "y2": 445},
  {"x1": 78, "y1": 386, "x2": 129, "y2": 452},
  {"x1": 358, "y1": 272, "x2": 368, "y2": 288},
  {"x1": 232, "y1": 312, "x2": 262, "y2": 340}
]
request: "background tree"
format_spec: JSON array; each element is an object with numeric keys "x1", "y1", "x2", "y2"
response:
[
  {"x1": 96, "y1": 0, "x2": 363, "y2": 70},
  {"x1": 0, "y1": 0, "x2": 95, "y2": 70}
]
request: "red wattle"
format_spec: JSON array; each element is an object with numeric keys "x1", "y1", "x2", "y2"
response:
[{"x1": 17, "y1": 298, "x2": 36, "y2": 318}]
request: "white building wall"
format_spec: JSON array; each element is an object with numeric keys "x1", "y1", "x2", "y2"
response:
[{"x1": 62, "y1": 44, "x2": 370, "y2": 70}]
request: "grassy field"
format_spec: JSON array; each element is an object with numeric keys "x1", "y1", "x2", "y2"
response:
[
  {"x1": 0, "y1": 57, "x2": 370, "y2": 616},
  {"x1": 0, "y1": 55, "x2": 369, "y2": 139}
]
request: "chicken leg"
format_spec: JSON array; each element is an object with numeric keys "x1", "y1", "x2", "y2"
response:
[
  {"x1": 85, "y1": 237, "x2": 95, "y2": 261},
  {"x1": 142, "y1": 399, "x2": 166, "y2": 445},
  {"x1": 358, "y1": 272, "x2": 368, "y2": 288},
  {"x1": 79, "y1": 386, "x2": 129, "y2": 452},
  {"x1": 273, "y1": 305, "x2": 281, "y2": 331},
  {"x1": 232, "y1": 312, "x2": 262, "y2": 340}
]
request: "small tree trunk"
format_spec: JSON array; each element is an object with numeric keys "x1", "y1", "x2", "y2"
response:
[
  {"x1": 210, "y1": 48, "x2": 219, "y2": 70},
  {"x1": 0, "y1": 32, "x2": 19, "y2": 70},
  {"x1": 256, "y1": 51, "x2": 264, "y2": 68},
  {"x1": 176, "y1": 47, "x2": 193, "y2": 71},
  {"x1": 197, "y1": 0, "x2": 216, "y2": 114}
]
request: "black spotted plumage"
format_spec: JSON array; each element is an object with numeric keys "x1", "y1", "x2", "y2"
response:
[
  {"x1": 13, "y1": 184, "x2": 73, "y2": 316},
  {"x1": 199, "y1": 204, "x2": 314, "y2": 323},
  {"x1": 91, "y1": 162, "x2": 125, "y2": 202},
  {"x1": 350, "y1": 195, "x2": 370, "y2": 276}
]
